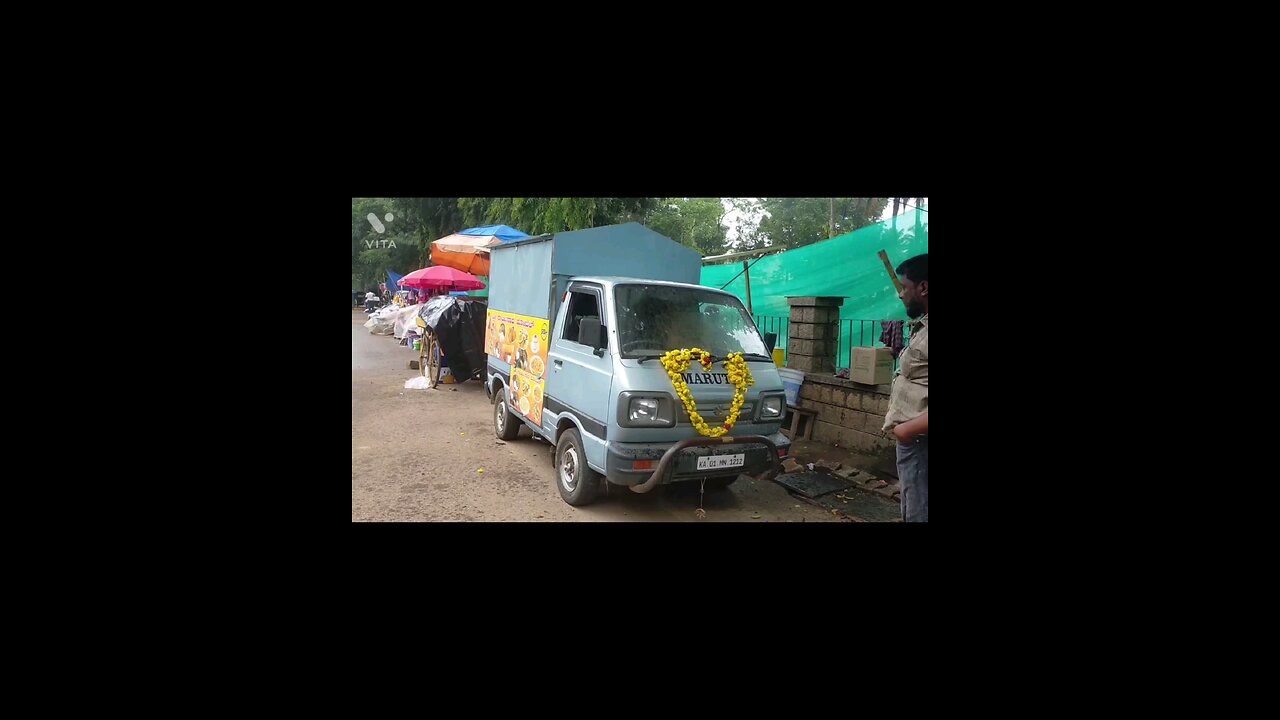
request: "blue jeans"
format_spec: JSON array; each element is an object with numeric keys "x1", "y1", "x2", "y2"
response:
[{"x1": 896, "y1": 436, "x2": 928, "y2": 522}]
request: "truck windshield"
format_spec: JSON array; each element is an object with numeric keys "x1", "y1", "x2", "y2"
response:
[{"x1": 615, "y1": 285, "x2": 770, "y2": 360}]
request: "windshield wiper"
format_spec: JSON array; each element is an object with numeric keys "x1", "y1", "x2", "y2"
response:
[{"x1": 632, "y1": 352, "x2": 769, "y2": 364}]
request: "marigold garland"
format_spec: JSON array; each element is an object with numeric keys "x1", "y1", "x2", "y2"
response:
[{"x1": 659, "y1": 347, "x2": 755, "y2": 438}]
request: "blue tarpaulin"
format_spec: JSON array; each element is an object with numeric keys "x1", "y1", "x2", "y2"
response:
[
  {"x1": 387, "y1": 270, "x2": 404, "y2": 292},
  {"x1": 457, "y1": 225, "x2": 530, "y2": 243}
]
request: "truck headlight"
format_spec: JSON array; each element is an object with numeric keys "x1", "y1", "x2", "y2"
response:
[
  {"x1": 629, "y1": 397, "x2": 660, "y2": 422},
  {"x1": 760, "y1": 396, "x2": 783, "y2": 418},
  {"x1": 617, "y1": 391, "x2": 675, "y2": 427}
]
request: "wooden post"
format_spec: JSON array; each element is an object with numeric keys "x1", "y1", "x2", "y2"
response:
[
  {"x1": 743, "y1": 260, "x2": 753, "y2": 314},
  {"x1": 878, "y1": 249, "x2": 904, "y2": 294}
]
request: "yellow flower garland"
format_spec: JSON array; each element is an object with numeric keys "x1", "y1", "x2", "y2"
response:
[{"x1": 659, "y1": 348, "x2": 755, "y2": 438}]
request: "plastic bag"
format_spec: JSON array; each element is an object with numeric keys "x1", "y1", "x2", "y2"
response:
[{"x1": 404, "y1": 376, "x2": 433, "y2": 390}]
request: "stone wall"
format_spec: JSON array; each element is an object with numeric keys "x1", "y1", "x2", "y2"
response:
[{"x1": 796, "y1": 373, "x2": 896, "y2": 457}]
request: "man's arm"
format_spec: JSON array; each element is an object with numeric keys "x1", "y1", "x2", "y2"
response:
[{"x1": 893, "y1": 411, "x2": 928, "y2": 443}]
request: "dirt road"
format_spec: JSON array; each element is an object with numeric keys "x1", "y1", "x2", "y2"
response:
[{"x1": 352, "y1": 309, "x2": 845, "y2": 522}]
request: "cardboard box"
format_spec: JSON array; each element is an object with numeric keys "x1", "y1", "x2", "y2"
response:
[{"x1": 850, "y1": 346, "x2": 893, "y2": 385}]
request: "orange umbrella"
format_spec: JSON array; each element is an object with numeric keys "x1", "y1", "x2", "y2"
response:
[
  {"x1": 430, "y1": 233, "x2": 500, "y2": 275},
  {"x1": 429, "y1": 225, "x2": 531, "y2": 276}
]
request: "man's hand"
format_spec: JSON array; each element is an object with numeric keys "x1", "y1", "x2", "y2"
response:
[{"x1": 892, "y1": 411, "x2": 928, "y2": 443}]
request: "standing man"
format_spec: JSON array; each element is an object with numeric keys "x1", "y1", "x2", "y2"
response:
[{"x1": 882, "y1": 253, "x2": 927, "y2": 522}]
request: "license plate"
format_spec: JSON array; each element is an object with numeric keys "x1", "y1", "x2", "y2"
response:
[{"x1": 696, "y1": 453, "x2": 744, "y2": 470}]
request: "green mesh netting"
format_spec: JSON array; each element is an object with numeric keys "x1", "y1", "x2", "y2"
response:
[{"x1": 700, "y1": 208, "x2": 928, "y2": 369}]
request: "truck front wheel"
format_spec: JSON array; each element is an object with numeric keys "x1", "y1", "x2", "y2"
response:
[{"x1": 556, "y1": 429, "x2": 600, "y2": 506}]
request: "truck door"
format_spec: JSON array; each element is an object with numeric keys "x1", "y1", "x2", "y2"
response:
[{"x1": 545, "y1": 282, "x2": 612, "y2": 470}]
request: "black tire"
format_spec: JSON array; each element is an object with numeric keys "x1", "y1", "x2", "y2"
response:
[
  {"x1": 425, "y1": 335, "x2": 441, "y2": 389},
  {"x1": 494, "y1": 385, "x2": 521, "y2": 440},
  {"x1": 556, "y1": 429, "x2": 600, "y2": 506}
]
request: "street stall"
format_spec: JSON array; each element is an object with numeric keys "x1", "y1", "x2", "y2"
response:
[
  {"x1": 364, "y1": 302, "x2": 418, "y2": 336},
  {"x1": 398, "y1": 266, "x2": 487, "y2": 388},
  {"x1": 413, "y1": 295, "x2": 488, "y2": 387}
]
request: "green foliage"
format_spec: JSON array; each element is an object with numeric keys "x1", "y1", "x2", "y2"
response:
[
  {"x1": 754, "y1": 198, "x2": 889, "y2": 250},
  {"x1": 459, "y1": 198, "x2": 660, "y2": 235},
  {"x1": 644, "y1": 198, "x2": 729, "y2": 256},
  {"x1": 351, "y1": 198, "x2": 425, "y2": 290},
  {"x1": 351, "y1": 197, "x2": 881, "y2": 289}
]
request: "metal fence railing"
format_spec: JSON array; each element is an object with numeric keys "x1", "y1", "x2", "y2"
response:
[
  {"x1": 754, "y1": 315, "x2": 912, "y2": 371},
  {"x1": 752, "y1": 315, "x2": 789, "y2": 352},
  {"x1": 836, "y1": 319, "x2": 912, "y2": 371}
]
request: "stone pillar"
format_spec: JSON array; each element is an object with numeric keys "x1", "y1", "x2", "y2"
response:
[{"x1": 785, "y1": 296, "x2": 844, "y2": 374}]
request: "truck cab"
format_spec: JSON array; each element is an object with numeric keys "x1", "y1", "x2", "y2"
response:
[{"x1": 484, "y1": 224, "x2": 788, "y2": 506}]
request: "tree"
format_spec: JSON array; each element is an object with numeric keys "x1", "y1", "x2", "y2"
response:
[
  {"x1": 724, "y1": 198, "x2": 768, "y2": 251},
  {"x1": 755, "y1": 198, "x2": 888, "y2": 250},
  {"x1": 890, "y1": 197, "x2": 927, "y2": 218},
  {"x1": 643, "y1": 198, "x2": 730, "y2": 256},
  {"x1": 351, "y1": 198, "x2": 422, "y2": 290},
  {"x1": 458, "y1": 198, "x2": 661, "y2": 235},
  {"x1": 387, "y1": 198, "x2": 465, "y2": 267}
]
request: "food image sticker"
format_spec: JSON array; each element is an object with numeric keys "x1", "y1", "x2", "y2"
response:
[{"x1": 487, "y1": 309, "x2": 549, "y2": 421}]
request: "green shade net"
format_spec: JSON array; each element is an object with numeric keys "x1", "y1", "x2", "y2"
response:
[{"x1": 701, "y1": 208, "x2": 928, "y2": 369}]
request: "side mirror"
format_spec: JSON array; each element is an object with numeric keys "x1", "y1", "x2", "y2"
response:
[
  {"x1": 764, "y1": 332, "x2": 777, "y2": 354},
  {"x1": 578, "y1": 317, "x2": 606, "y2": 355}
]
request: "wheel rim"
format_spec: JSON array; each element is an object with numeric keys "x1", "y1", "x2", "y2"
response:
[
  {"x1": 427, "y1": 337, "x2": 440, "y2": 387},
  {"x1": 560, "y1": 446, "x2": 579, "y2": 492},
  {"x1": 496, "y1": 398, "x2": 507, "y2": 433}
]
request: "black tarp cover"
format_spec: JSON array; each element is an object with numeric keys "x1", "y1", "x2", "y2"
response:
[{"x1": 418, "y1": 297, "x2": 488, "y2": 380}]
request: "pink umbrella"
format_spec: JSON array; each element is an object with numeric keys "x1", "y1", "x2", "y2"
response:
[{"x1": 398, "y1": 265, "x2": 487, "y2": 291}]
